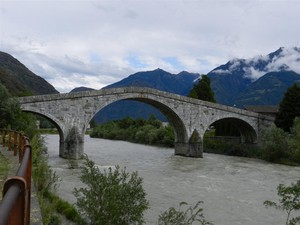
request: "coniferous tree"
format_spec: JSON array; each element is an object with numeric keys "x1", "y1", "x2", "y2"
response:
[
  {"x1": 188, "y1": 75, "x2": 216, "y2": 103},
  {"x1": 275, "y1": 83, "x2": 300, "y2": 132}
]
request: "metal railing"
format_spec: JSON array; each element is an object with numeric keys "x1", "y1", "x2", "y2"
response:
[{"x1": 0, "y1": 129, "x2": 32, "y2": 225}]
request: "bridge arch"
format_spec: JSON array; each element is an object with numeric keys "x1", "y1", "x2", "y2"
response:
[
  {"x1": 204, "y1": 116, "x2": 258, "y2": 144},
  {"x1": 89, "y1": 95, "x2": 189, "y2": 145},
  {"x1": 21, "y1": 109, "x2": 65, "y2": 142}
]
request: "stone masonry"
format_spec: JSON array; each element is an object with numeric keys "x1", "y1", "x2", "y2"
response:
[{"x1": 17, "y1": 87, "x2": 274, "y2": 159}]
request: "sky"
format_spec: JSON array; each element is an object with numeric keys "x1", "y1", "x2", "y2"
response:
[{"x1": 0, "y1": 0, "x2": 299, "y2": 93}]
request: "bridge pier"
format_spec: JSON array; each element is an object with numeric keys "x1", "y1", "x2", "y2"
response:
[
  {"x1": 174, "y1": 142, "x2": 203, "y2": 158},
  {"x1": 59, "y1": 127, "x2": 84, "y2": 159},
  {"x1": 174, "y1": 130, "x2": 203, "y2": 158}
]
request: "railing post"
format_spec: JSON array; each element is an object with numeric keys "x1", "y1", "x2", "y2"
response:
[
  {"x1": 13, "y1": 131, "x2": 18, "y2": 156},
  {"x1": 7, "y1": 131, "x2": 12, "y2": 151},
  {"x1": 18, "y1": 133, "x2": 23, "y2": 162},
  {"x1": 19, "y1": 135, "x2": 25, "y2": 163},
  {"x1": 1, "y1": 129, "x2": 6, "y2": 147}
]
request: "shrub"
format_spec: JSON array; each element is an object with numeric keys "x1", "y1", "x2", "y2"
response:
[
  {"x1": 288, "y1": 118, "x2": 300, "y2": 163},
  {"x1": 260, "y1": 124, "x2": 290, "y2": 162},
  {"x1": 73, "y1": 155, "x2": 149, "y2": 225},
  {"x1": 158, "y1": 201, "x2": 213, "y2": 225}
]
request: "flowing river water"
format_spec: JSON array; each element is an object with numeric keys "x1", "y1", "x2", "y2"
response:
[{"x1": 45, "y1": 134, "x2": 300, "y2": 225}]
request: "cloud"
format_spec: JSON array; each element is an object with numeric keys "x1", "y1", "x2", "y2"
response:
[
  {"x1": 1, "y1": 0, "x2": 299, "y2": 92},
  {"x1": 212, "y1": 69, "x2": 231, "y2": 75},
  {"x1": 266, "y1": 47, "x2": 300, "y2": 74},
  {"x1": 243, "y1": 67, "x2": 266, "y2": 80}
]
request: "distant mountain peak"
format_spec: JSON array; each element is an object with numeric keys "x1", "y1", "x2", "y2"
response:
[
  {"x1": 210, "y1": 46, "x2": 300, "y2": 81},
  {"x1": 70, "y1": 86, "x2": 95, "y2": 93},
  {"x1": 104, "y1": 68, "x2": 199, "y2": 95}
]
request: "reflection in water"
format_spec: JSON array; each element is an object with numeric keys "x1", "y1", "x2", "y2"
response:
[{"x1": 45, "y1": 135, "x2": 300, "y2": 225}]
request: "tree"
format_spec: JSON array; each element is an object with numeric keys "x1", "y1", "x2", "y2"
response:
[
  {"x1": 288, "y1": 117, "x2": 300, "y2": 163},
  {"x1": 73, "y1": 155, "x2": 149, "y2": 225},
  {"x1": 188, "y1": 75, "x2": 216, "y2": 103},
  {"x1": 157, "y1": 201, "x2": 213, "y2": 225},
  {"x1": 0, "y1": 83, "x2": 37, "y2": 136},
  {"x1": 260, "y1": 124, "x2": 290, "y2": 162},
  {"x1": 275, "y1": 83, "x2": 300, "y2": 132},
  {"x1": 0, "y1": 83, "x2": 22, "y2": 128},
  {"x1": 264, "y1": 180, "x2": 300, "y2": 225}
]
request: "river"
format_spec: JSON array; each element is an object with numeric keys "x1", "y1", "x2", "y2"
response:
[{"x1": 45, "y1": 134, "x2": 300, "y2": 225}]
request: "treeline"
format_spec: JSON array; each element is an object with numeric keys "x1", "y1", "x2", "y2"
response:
[{"x1": 90, "y1": 116, "x2": 175, "y2": 147}]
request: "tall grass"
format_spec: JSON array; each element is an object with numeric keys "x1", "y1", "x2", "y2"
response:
[{"x1": 31, "y1": 134, "x2": 84, "y2": 224}]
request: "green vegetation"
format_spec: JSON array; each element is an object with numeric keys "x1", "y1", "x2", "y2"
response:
[
  {"x1": 90, "y1": 116, "x2": 175, "y2": 147},
  {"x1": 264, "y1": 180, "x2": 300, "y2": 225},
  {"x1": 0, "y1": 152, "x2": 9, "y2": 197},
  {"x1": 73, "y1": 155, "x2": 149, "y2": 225},
  {"x1": 90, "y1": 113, "x2": 300, "y2": 166},
  {"x1": 204, "y1": 133, "x2": 261, "y2": 158},
  {"x1": 0, "y1": 83, "x2": 83, "y2": 224},
  {"x1": 23, "y1": 123, "x2": 84, "y2": 224},
  {"x1": 275, "y1": 83, "x2": 300, "y2": 132},
  {"x1": 0, "y1": 51, "x2": 58, "y2": 95},
  {"x1": 204, "y1": 118, "x2": 300, "y2": 166},
  {"x1": 259, "y1": 118, "x2": 300, "y2": 165},
  {"x1": 0, "y1": 83, "x2": 37, "y2": 136},
  {"x1": 188, "y1": 75, "x2": 216, "y2": 103},
  {"x1": 158, "y1": 201, "x2": 213, "y2": 225}
]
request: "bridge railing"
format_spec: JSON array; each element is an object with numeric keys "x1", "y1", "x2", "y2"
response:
[{"x1": 0, "y1": 129, "x2": 32, "y2": 225}]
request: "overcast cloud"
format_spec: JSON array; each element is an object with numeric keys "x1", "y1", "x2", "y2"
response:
[{"x1": 0, "y1": 0, "x2": 299, "y2": 92}]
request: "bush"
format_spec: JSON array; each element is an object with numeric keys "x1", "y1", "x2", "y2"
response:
[
  {"x1": 73, "y1": 155, "x2": 149, "y2": 225},
  {"x1": 260, "y1": 124, "x2": 290, "y2": 162},
  {"x1": 158, "y1": 201, "x2": 213, "y2": 225},
  {"x1": 288, "y1": 118, "x2": 300, "y2": 163}
]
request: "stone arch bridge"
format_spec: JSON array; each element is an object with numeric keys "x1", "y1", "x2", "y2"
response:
[{"x1": 18, "y1": 87, "x2": 274, "y2": 159}]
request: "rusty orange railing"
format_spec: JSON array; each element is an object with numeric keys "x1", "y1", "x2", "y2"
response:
[{"x1": 0, "y1": 129, "x2": 32, "y2": 225}]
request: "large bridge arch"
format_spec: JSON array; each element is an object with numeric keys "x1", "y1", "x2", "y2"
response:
[
  {"x1": 89, "y1": 96, "x2": 189, "y2": 145},
  {"x1": 21, "y1": 109, "x2": 65, "y2": 144}
]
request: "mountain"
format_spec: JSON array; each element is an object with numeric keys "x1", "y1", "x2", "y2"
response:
[
  {"x1": 0, "y1": 51, "x2": 58, "y2": 96},
  {"x1": 233, "y1": 71, "x2": 300, "y2": 107},
  {"x1": 91, "y1": 47, "x2": 300, "y2": 123},
  {"x1": 70, "y1": 86, "x2": 96, "y2": 93},
  {"x1": 208, "y1": 47, "x2": 300, "y2": 106},
  {"x1": 104, "y1": 68, "x2": 199, "y2": 95},
  {"x1": 94, "y1": 69, "x2": 199, "y2": 123},
  {"x1": 3, "y1": 47, "x2": 298, "y2": 123}
]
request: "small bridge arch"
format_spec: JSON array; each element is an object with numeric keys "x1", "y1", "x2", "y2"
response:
[
  {"x1": 18, "y1": 87, "x2": 274, "y2": 159},
  {"x1": 204, "y1": 117, "x2": 258, "y2": 144}
]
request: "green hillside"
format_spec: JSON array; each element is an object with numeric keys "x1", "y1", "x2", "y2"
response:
[
  {"x1": 0, "y1": 51, "x2": 58, "y2": 96},
  {"x1": 233, "y1": 71, "x2": 300, "y2": 107}
]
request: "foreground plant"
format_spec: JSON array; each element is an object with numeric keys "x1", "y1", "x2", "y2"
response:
[
  {"x1": 73, "y1": 155, "x2": 149, "y2": 225},
  {"x1": 264, "y1": 180, "x2": 300, "y2": 225},
  {"x1": 158, "y1": 201, "x2": 213, "y2": 225}
]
